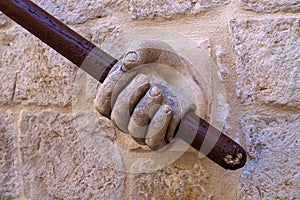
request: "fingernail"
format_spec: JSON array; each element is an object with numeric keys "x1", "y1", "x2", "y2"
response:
[
  {"x1": 149, "y1": 86, "x2": 161, "y2": 97},
  {"x1": 163, "y1": 105, "x2": 172, "y2": 114},
  {"x1": 124, "y1": 51, "x2": 138, "y2": 64}
]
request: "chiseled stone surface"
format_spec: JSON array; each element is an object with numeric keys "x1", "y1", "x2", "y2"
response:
[
  {"x1": 241, "y1": 0, "x2": 300, "y2": 13},
  {"x1": 33, "y1": 0, "x2": 123, "y2": 25},
  {"x1": 238, "y1": 114, "x2": 300, "y2": 199},
  {"x1": 0, "y1": 26, "x2": 76, "y2": 106},
  {"x1": 0, "y1": 28, "x2": 18, "y2": 104},
  {"x1": 128, "y1": 0, "x2": 229, "y2": 19},
  {"x1": 230, "y1": 18, "x2": 300, "y2": 108},
  {"x1": 129, "y1": 164, "x2": 212, "y2": 200},
  {"x1": 19, "y1": 110, "x2": 125, "y2": 199},
  {"x1": 0, "y1": 12, "x2": 8, "y2": 28},
  {"x1": 0, "y1": 112, "x2": 21, "y2": 199},
  {"x1": 216, "y1": 45, "x2": 229, "y2": 82},
  {"x1": 72, "y1": 20, "x2": 122, "y2": 46}
]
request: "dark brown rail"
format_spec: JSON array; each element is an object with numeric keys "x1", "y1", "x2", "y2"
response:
[
  {"x1": 0, "y1": 0, "x2": 246, "y2": 170},
  {"x1": 0, "y1": 0, "x2": 117, "y2": 82},
  {"x1": 177, "y1": 111, "x2": 247, "y2": 170}
]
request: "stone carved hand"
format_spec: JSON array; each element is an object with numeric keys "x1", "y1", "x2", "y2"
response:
[{"x1": 94, "y1": 40, "x2": 205, "y2": 150}]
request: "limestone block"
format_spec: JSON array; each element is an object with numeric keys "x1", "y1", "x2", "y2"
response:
[
  {"x1": 0, "y1": 112, "x2": 21, "y2": 199},
  {"x1": 0, "y1": 28, "x2": 18, "y2": 104},
  {"x1": 129, "y1": 163, "x2": 212, "y2": 200},
  {"x1": 0, "y1": 12, "x2": 8, "y2": 28},
  {"x1": 238, "y1": 114, "x2": 300, "y2": 199},
  {"x1": 33, "y1": 0, "x2": 123, "y2": 25},
  {"x1": 241, "y1": 0, "x2": 300, "y2": 13},
  {"x1": 216, "y1": 45, "x2": 229, "y2": 82},
  {"x1": 128, "y1": 0, "x2": 229, "y2": 19},
  {"x1": 0, "y1": 26, "x2": 76, "y2": 106},
  {"x1": 19, "y1": 110, "x2": 125, "y2": 199},
  {"x1": 90, "y1": 23, "x2": 121, "y2": 45},
  {"x1": 230, "y1": 18, "x2": 300, "y2": 108},
  {"x1": 194, "y1": 38, "x2": 212, "y2": 57},
  {"x1": 73, "y1": 20, "x2": 122, "y2": 46}
]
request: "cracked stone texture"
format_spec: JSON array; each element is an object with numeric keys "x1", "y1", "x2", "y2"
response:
[
  {"x1": 128, "y1": 0, "x2": 229, "y2": 19},
  {"x1": 129, "y1": 163, "x2": 212, "y2": 200},
  {"x1": 0, "y1": 112, "x2": 21, "y2": 199},
  {"x1": 238, "y1": 114, "x2": 300, "y2": 199},
  {"x1": 0, "y1": 26, "x2": 76, "y2": 106},
  {"x1": 19, "y1": 110, "x2": 125, "y2": 199},
  {"x1": 32, "y1": 0, "x2": 123, "y2": 25},
  {"x1": 241, "y1": 0, "x2": 300, "y2": 13},
  {"x1": 230, "y1": 18, "x2": 300, "y2": 109}
]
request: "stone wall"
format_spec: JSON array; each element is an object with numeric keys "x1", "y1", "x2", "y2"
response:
[{"x1": 0, "y1": 0, "x2": 299, "y2": 199}]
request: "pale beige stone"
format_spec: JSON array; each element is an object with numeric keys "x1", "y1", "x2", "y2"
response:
[
  {"x1": 19, "y1": 110, "x2": 125, "y2": 199},
  {"x1": 90, "y1": 22, "x2": 122, "y2": 45},
  {"x1": 94, "y1": 61, "x2": 133, "y2": 118},
  {"x1": 70, "y1": 19, "x2": 122, "y2": 47},
  {"x1": 238, "y1": 114, "x2": 300, "y2": 199},
  {"x1": 72, "y1": 68, "x2": 125, "y2": 172},
  {"x1": 0, "y1": 28, "x2": 18, "y2": 104},
  {"x1": 216, "y1": 45, "x2": 229, "y2": 82},
  {"x1": 128, "y1": 86, "x2": 163, "y2": 144},
  {"x1": 0, "y1": 12, "x2": 8, "y2": 28},
  {"x1": 230, "y1": 18, "x2": 300, "y2": 109},
  {"x1": 128, "y1": 0, "x2": 229, "y2": 19},
  {"x1": 0, "y1": 26, "x2": 76, "y2": 106},
  {"x1": 241, "y1": 0, "x2": 300, "y2": 13},
  {"x1": 0, "y1": 112, "x2": 21, "y2": 199},
  {"x1": 95, "y1": 39, "x2": 209, "y2": 152},
  {"x1": 111, "y1": 74, "x2": 150, "y2": 133},
  {"x1": 145, "y1": 105, "x2": 172, "y2": 150},
  {"x1": 196, "y1": 39, "x2": 212, "y2": 57},
  {"x1": 33, "y1": 0, "x2": 123, "y2": 25},
  {"x1": 129, "y1": 163, "x2": 212, "y2": 200}
]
